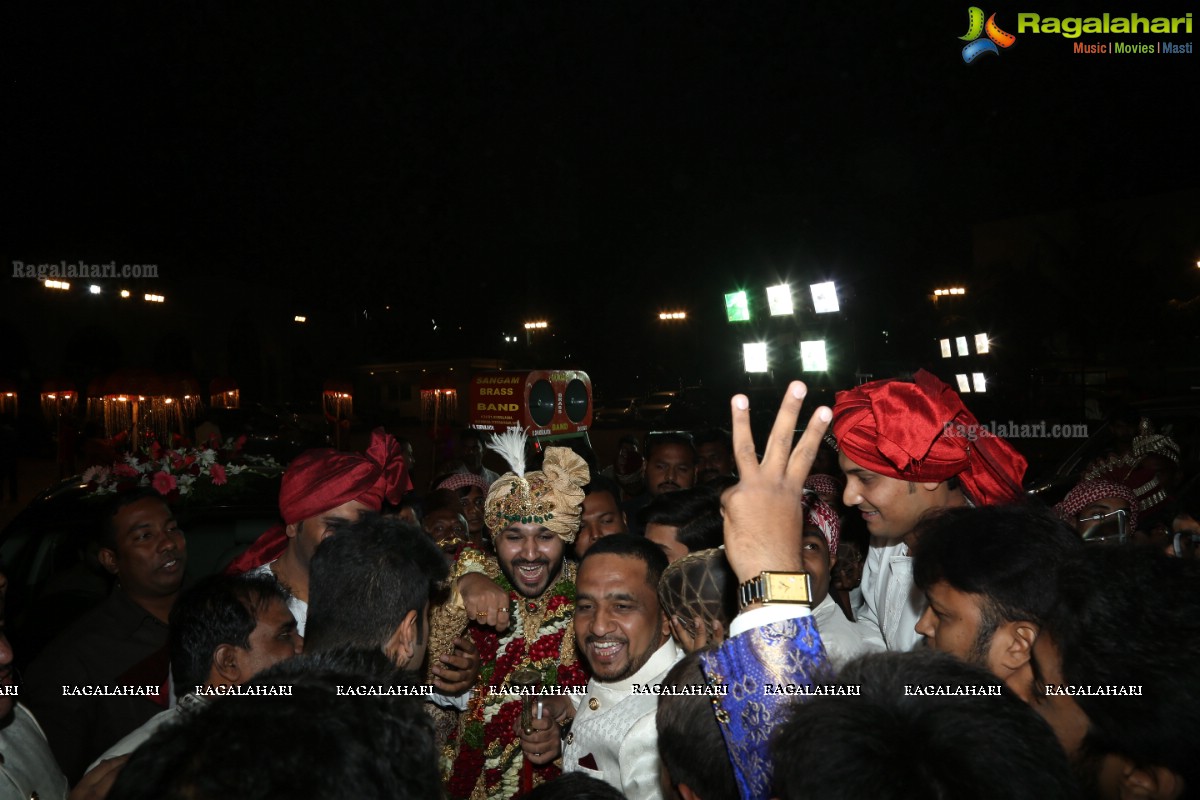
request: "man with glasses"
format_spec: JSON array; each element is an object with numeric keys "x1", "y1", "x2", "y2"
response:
[{"x1": 1055, "y1": 478, "x2": 1137, "y2": 545}]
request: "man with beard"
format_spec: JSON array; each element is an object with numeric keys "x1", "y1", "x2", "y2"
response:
[
  {"x1": 623, "y1": 435, "x2": 697, "y2": 536},
  {"x1": 441, "y1": 432, "x2": 592, "y2": 800},
  {"x1": 546, "y1": 535, "x2": 678, "y2": 800},
  {"x1": 833, "y1": 370, "x2": 1028, "y2": 651},
  {"x1": 912, "y1": 506, "x2": 1080, "y2": 700}
]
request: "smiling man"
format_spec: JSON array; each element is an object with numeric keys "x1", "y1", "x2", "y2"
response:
[
  {"x1": 833, "y1": 370, "x2": 1028, "y2": 651},
  {"x1": 443, "y1": 436, "x2": 592, "y2": 799},
  {"x1": 562, "y1": 534, "x2": 679, "y2": 800},
  {"x1": 23, "y1": 489, "x2": 189, "y2": 784}
]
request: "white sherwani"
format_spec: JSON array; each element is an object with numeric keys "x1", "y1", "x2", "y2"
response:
[
  {"x1": 564, "y1": 639, "x2": 682, "y2": 800},
  {"x1": 853, "y1": 539, "x2": 926, "y2": 652}
]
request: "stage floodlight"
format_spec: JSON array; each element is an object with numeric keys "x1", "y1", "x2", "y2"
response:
[
  {"x1": 767, "y1": 283, "x2": 794, "y2": 316},
  {"x1": 800, "y1": 340, "x2": 828, "y2": 372},
  {"x1": 974, "y1": 333, "x2": 990, "y2": 354},
  {"x1": 939, "y1": 339, "x2": 952, "y2": 359},
  {"x1": 972, "y1": 373, "x2": 987, "y2": 393},
  {"x1": 955, "y1": 336, "x2": 968, "y2": 357},
  {"x1": 810, "y1": 281, "x2": 839, "y2": 313},
  {"x1": 955, "y1": 374, "x2": 971, "y2": 393},
  {"x1": 743, "y1": 342, "x2": 769, "y2": 373},
  {"x1": 725, "y1": 291, "x2": 750, "y2": 322},
  {"x1": 88, "y1": 284, "x2": 101, "y2": 295}
]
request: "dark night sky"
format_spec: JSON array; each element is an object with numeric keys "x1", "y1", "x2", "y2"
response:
[{"x1": 7, "y1": 2, "x2": 1199, "y2": 382}]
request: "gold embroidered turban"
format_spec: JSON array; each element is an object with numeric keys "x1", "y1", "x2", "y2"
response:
[{"x1": 482, "y1": 429, "x2": 590, "y2": 542}]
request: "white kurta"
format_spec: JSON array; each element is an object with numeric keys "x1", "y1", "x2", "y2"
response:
[
  {"x1": 811, "y1": 594, "x2": 882, "y2": 670},
  {"x1": 853, "y1": 539, "x2": 926, "y2": 652},
  {"x1": 563, "y1": 639, "x2": 683, "y2": 800},
  {"x1": 0, "y1": 704, "x2": 69, "y2": 800}
]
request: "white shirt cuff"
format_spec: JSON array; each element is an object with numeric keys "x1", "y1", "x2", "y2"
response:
[{"x1": 729, "y1": 603, "x2": 812, "y2": 638}]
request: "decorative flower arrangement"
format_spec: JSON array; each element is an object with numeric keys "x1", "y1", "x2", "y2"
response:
[{"x1": 81, "y1": 435, "x2": 283, "y2": 505}]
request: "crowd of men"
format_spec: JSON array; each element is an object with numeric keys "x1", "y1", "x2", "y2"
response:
[{"x1": 1, "y1": 369, "x2": 1198, "y2": 800}]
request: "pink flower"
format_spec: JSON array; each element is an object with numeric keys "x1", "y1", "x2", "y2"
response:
[
  {"x1": 114, "y1": 463, "x2": 140, "y2": 479},
  {"x1": 235, "y1": 435, "x2": 247, "y2": 451},
  {"x1": 151, "y1": 471, "x2": 177, "y2": 496},
  {"x1": 209, "y1": 463, "x2": 228, "y2": 486},
  {"x1": 151, "y1": 442, "x2": 163, "y2": 460}
]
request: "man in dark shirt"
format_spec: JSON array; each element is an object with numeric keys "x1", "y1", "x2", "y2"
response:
[{"x1": 22, "y1": 488, "x2": 187, "y2": 784}]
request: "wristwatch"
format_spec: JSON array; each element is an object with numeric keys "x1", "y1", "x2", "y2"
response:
[{"x1": 737, "y1": 572, "x2": 812, "y2": 611}]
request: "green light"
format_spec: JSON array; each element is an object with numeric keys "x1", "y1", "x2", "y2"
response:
[{"x1": 725, "y1": 290, "x2": 750, "y2": 322}]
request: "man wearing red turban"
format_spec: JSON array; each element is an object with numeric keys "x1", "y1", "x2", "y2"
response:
[
  {"x1": 832, "y1": 370, "x2": 1027, "y2": 652},
  {"x1": 226, "y1": 428, "x2": 410, "y2": 635}
]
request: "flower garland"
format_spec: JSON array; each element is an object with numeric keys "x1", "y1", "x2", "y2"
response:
[
  {"x1": 444, "y1": 555, "x2": 589, "y2": 800},
  {"x1": 82, "y1": 437, "x2": 282, "y2": 506}
]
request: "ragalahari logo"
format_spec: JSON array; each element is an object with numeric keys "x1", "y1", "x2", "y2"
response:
[{"x1": 960, "y1": 7, "x2": 1017, "y2": 62}]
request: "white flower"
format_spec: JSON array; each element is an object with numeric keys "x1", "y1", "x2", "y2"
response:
[{"x1": 82, "y1": 466, "x2": 110, "y2": 485}]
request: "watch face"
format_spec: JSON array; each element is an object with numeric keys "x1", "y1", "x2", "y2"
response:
[{"x1": 766, "y1": 573, "x2": 811, "y2": 604}]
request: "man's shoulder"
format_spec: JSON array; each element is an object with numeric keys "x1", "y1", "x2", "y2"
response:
[
  {"x1": 88, "y1": 705, "x2": 182, "y2": 769},
  {"x1": 29, "y1": 594, "x2": 128, "y2": 660}
]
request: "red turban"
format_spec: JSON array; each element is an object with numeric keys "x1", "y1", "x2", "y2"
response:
[
  {"x1": 225, "y1": 428, "x2": 411, "y2": 574},
  {"x1": 832, "y1": 370, "x2": 1027, "y2": 506}
]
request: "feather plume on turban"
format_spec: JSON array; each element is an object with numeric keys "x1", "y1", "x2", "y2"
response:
[{"x1": 483, "y1": 429, "x2": 590, "y2": 542}]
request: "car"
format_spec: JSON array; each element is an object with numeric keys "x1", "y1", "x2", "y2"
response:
[
  {"x1": 594, "y1": 396, "x2": 640, "y2": 426},
  {"x1": 638, "y1": 391, "x2": 679, "y2": 424},
  {"x1": 661, "y1": 386, "x2": 725, "y2": 430},
  {"x1": 0, "y1": 468, "x2": 283, "y2": 671},
  {"x1": 203, "y1": 405, "x2": 330, "y2": 462},
  {"x1": 1025, "y1": 395, "x2": 1200, "y2": 507}
]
